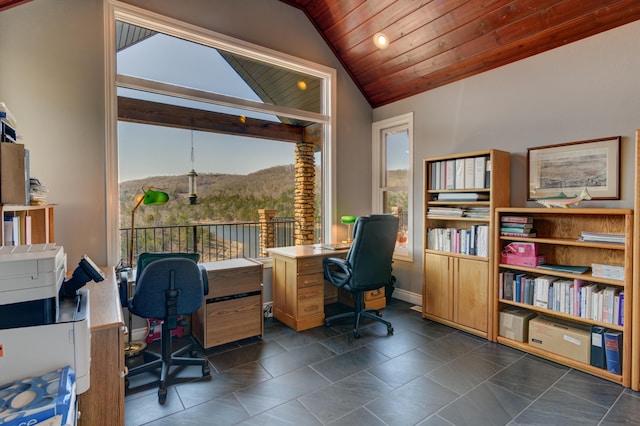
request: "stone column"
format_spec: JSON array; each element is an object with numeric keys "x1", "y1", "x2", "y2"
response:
[
  {"x1": 294, "y1": 142, "x2": 315, "y2": 245},
  {"x1": 258, "y1": 208, "x2": 276, "y2": 257}
]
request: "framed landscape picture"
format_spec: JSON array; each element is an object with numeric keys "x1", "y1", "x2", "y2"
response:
[{"x1": 527, "y1": 136, "x2": 621, "y2": 200}]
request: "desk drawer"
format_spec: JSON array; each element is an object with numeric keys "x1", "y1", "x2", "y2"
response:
[
  {"x1": 206, "y1": 263, "x2": 262, "y2": 298},
  {"x1": 297, "y1": 257, "x2": 323, "y2": 274},
  {"x1": 297, "y1": 271, "x2": 324, "y2": 289},
  {"x1": 298, "y1": 285, "x2": 323, "y2": 317},
  {"x1": 203, "y1": 294, "x2": 262, "y2": 347}
]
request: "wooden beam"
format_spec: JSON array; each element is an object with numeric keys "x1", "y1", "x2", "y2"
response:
[{"x1": 118, "y1": 97, "x2": 305, "y2": 143}]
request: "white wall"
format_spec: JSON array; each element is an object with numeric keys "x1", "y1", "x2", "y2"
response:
[
  {"x1": 374, "y1": 20, "x2": 640, "y2": 296},
  {"x1": 0, "y1": 0, "x2": 373, "y2": 266}
]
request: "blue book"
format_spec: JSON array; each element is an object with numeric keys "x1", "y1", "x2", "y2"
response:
[{"x1": 604, "y1": 330, "x2": 623, "y2": 375}]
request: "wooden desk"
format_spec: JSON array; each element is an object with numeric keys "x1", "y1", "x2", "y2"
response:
[
  {"x1": 267, "y1": 244, "x2": 385, "y2": 332},
  {"x1": 77, "y1": 267, "x2": 125, "y2": 426}
]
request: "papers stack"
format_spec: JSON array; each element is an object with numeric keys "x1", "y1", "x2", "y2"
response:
[{"x1": 579, "y1": 232, "x2": 625, "y2": 244}]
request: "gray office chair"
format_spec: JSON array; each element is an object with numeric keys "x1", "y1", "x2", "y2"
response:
[
  {"x1": 126, "y1": 253, "x2": 210, "y2": 404},
  {"x1": 323, "y1": 214, "x2": 398, "y2": 338}
]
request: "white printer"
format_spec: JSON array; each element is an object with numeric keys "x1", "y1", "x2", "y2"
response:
[
  {"x1": 0, "y1": 243, "x2": 65, "y2": 328},
  {"x1": 0, "y1": 244, "x2": 93, "y2": 394}
]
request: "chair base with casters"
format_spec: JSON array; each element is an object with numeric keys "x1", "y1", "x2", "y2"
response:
[
  {"x1": 324, "y1": 282, "x2": 394, "y2": 338},
  {"x1": 126, "y1": 319, "x2": 210, "y2": 404}
]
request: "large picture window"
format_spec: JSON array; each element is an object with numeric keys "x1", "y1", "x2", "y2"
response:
[
  {"x1": 372, "y1": 113, "x2": 414, "y2": 261},
  {"x1": 105, "y1": 1, "x2": 335, "y2": 265}
]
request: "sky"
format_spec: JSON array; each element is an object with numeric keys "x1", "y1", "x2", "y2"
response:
[{"x1": 117, "y1": 32, "x2": 296, "y2": 182}]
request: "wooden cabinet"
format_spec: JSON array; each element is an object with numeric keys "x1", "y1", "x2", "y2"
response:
[
  {"x1": 493, "y1": 208, "x2": 633, "y2": 388},
  {"x1": 1, "y1": 204, "x2": 54, "y2": 245},
  {"x1": 422, "y1": 150, "x2": 510, "y2": 338},
  {"x1": 424, "y1": 253, "x2": 489, "y2": 333},
  {"x1": 192, "y1": 258, "x2": 263, "y2": 348},
  {"x1": 77, "y1": 267, "x2": 125, "y2": 426}
]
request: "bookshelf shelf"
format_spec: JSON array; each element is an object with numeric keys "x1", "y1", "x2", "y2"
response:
[
  {"x1": 493, "y1": 207, "x2": 632, "y2": 388},
  {"x1": 496, "y1": 336, "x2": 624, "y2": 384},
  {"x1": 422, "y1": 149, "x2": 510, "y2": 339},
  {"x1": 2, "y1": 204, "x2": 54, "y2": 246}
]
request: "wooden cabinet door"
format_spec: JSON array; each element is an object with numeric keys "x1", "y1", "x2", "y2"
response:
[
  {"x1": 454, "y1": 257, "x2": 488, "y2": 333},
  {"x1": 423, "y1": 252, "x2": 452, "y2": 321}
]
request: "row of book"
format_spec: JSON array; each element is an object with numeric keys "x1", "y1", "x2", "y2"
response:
[
  {"x1": 428, "y1": 225, "x2": 489, "y2": 257},
  {"x1": 3, "y1": 215, "x2": 32, "y2": 246},
  {"x1": 430, "y1": 155, "x2": 491, "y2": 190},
  {"x1": 499, "y1": 272, "x2": 624, "y2": 325},
  {"x1": 500, "y1": 214, "x2": 536, "y2": 237}
]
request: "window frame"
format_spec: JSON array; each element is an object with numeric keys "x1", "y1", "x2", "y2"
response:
[
  {"x1": 104, "y1": 0, "x2": 336, "y2": 265},
  {"x1": 371, "y1": 113, "x2": 414, "y2": 262}
]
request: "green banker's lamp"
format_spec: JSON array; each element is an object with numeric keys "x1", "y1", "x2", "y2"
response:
[
  {"x1": 125, "y1": 187, "x2": 169, "y2": 357},
  {"x1": 341, "y1": 215, "x2": 357, "y2": 243},
  {"x1": 128, "y1": 187, "x2": 169, "y2": 269}
]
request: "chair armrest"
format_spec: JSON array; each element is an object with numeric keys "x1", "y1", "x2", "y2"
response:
[
  {"x1": 323, "y1": 257, "x2": 351, "y2": 287},
  {"x1": 198, "y1": 264, "x2": 209, "y2": 296}
]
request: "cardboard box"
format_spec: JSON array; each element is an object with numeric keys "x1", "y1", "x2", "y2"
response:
[
  {"x1": 0, "y1": 142, "x2": 27, "y2": 205},
  {"x1": 501, "y1": 252, "x2": 546, "y2": 267},
  {"x1": 499, "y1": 307, "x2": 537, "y2": 342},
  {"x1": 529, "y1": 316, "x2": 590, "y2": 364}
]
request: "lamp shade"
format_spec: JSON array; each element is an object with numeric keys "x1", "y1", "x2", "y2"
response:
[
  {"x1": 142, "y1": 188, "x2": 169, "y2": 205},
  {"x1": 341, "y1": 215, "x2": 357, "y2": 225}
]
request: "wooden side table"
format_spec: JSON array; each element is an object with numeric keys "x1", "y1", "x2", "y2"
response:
[{"x1": 192, "y1": 258, "x2": 264, "y2": 349}]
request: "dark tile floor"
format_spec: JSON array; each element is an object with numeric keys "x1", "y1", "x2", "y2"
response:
[{"x1": 124, "y1": 300, "x2": 640, "y2": 425}]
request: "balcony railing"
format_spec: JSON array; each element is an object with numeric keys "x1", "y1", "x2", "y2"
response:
[{"x1": 120, "y1": 217, "x2": 296, "y2": 268}]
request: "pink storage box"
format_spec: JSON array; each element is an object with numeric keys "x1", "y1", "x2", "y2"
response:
[{"x1": 501, "y1": 252, "x2": 546, "y2": 267}]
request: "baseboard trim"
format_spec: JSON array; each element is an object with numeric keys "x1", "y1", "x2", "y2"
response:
[{"x1": 391, "y1": 288, "x2": 422, "y2": 306}]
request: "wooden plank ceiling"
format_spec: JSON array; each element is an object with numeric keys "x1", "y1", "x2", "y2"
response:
[
  {"x1": 4, "y1": 0, "x2": 640, "y2": 108},
  {"x1": 280, "y1": 0, "x2": 640, "y2": 107}
]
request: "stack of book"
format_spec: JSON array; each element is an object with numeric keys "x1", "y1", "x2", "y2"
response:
[
  {"x1": 592, "y1": 263, "x2": 625, "y2": 281},
  {"x1": 500, "y1": 215, "x2": 536, "y2": 237},
  {"x1": 579, "y1": 231, "x2": 625, "y2": 244},
  {"x1": 427, "y1": 207, "x2": 465, "y2": 217}
]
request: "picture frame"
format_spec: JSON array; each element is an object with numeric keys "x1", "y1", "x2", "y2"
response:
[{"x1": 527, "y1": 136, "x2": 621, "y2": 200}]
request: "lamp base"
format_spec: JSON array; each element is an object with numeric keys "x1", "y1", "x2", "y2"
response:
[{"x1": 125, "y1": 340, "x2": 147, "y2": 358}]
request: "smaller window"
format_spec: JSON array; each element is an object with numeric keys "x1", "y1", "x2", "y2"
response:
[{"x1": 372, "y1": 113, "x2": 414, "y2": 261}]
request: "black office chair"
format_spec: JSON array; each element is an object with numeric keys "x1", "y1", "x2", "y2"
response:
[
  {"x1": 126, "y1": 253, "x2": 210, "y2": 404},
  {"x1": 323, "y1": 214, "x2": 399, "y2": 338}
]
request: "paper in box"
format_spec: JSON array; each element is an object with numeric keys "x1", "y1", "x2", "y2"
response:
[
  {"x1": 499, "y1": 307, "x2": 537, "y2": 342},
  {"x1": 0, "y1": 366, "x2": 76, "y2": 426},
  {"x1": 529, "y1": 316, "x2": 590, "y2": 364}
]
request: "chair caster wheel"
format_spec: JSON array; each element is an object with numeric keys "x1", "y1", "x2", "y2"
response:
[
  {"x1": 353, "y1": 330, "x2": 361, "y2": 339},
  {"x1": 158, "y1": 388, "x2": 167, "y2": 405},
  {"x1": 202, "y1": 365, "x2": 211, "y2": 377},
  {"x1": 387, "y1": 327, "x2": 394, "y2": 335}
]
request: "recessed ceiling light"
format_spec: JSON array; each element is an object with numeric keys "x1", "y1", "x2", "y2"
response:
[
  {"x1": 373, "y1": 32, "x2": 389, "y2": 49},
  {"x1": 297, "y1": 81, "x2": 307, "y2": 90}
]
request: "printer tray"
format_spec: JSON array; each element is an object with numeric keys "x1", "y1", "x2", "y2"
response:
[{"x1": 0, "y1": 296, "x2": 56, "y2": 330}]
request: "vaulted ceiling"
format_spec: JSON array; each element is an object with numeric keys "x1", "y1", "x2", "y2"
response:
[
  {"x1": 4, "y1": 0, "x2": 640, "y2": 108},
  {"x1": 280, "y1": 0, "x2": 640, "y2": 107}
]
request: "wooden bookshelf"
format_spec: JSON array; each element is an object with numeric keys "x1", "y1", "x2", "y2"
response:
[
  {"x1": 1, "y1": 204, "x2": 54, "y2": 245},
  {"x1": 422, "y1": 149, "x2": 510, "y2": 339},
  {"x1": 493, "y1": 207, "x2": 633, "y2": 388}
]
